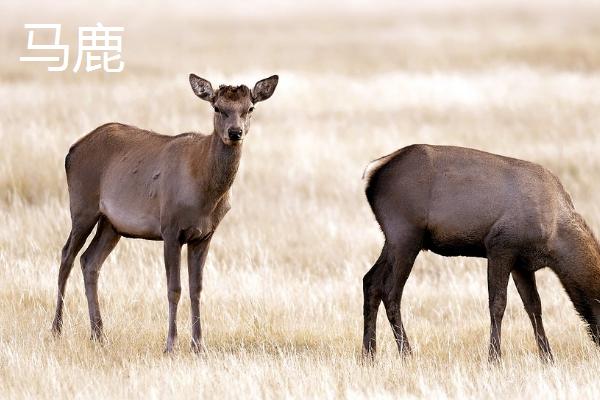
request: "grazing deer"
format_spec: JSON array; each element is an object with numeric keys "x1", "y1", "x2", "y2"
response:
[
  {"x1": 51, "y1": 74, "x2": 278, "y2": 353},
  {"x1": 362, "y1": 144, "x2": 600, "y2": 361}
]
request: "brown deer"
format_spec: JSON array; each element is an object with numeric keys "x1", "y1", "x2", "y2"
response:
[
  {"x1": 51, "y1": 74, "x2": 278, "y2": 353},
  {"x1": 362, "y1": 144, "x2": 600, "y2": 362}
]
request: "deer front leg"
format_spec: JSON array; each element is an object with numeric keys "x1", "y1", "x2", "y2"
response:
[
  {"x1": 487, "y1": 252, "x2": 514, "y2": 362},
  {"x1": 188, "y1": 234, "x2": 213, "y2": 354},
  {"x1": 164, "y1": 238, "x2": 182, "y2": 354},
  {"x1": 512, "y1": 269, "x2": 553, "y2": 361}
]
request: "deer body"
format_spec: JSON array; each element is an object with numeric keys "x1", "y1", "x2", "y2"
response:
[
  {"x1": 83, "y1": 124, "x2": 236, "y2": 241},
  {"x1": 52, "y1": 74, "x2": 278, "y2": 353},
  {"x1": 363, "y1": 144, "x2": 600, "y2": 361}
]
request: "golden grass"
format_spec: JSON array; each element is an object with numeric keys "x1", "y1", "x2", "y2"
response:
[{"x1": 2, "y1": 1, "x2": 600, "y2": 398}]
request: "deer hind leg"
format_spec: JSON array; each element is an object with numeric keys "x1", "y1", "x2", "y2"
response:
[
  {"x1": 362, "y1": 244, "x2": 390, "y2": 359},
  {"x1": 381, "y1": 229, "x2": 422, "y2": 357},
  {"x1": 52, "y1": 212, "x2": 99, "y2": 335},
  {"x1": 511, "y1": 268, "x2": 553, "y2": 361},
  {"x1": 80, "y1": 217, "x2": 120, "y2": 341}
]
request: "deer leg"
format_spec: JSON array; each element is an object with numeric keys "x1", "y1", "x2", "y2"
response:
[
  {"x1": 164, "y1": 238, "x2": 182, "y2": 353},
  {"x1": 52, "y1": 214, "x2": 98, "y2": 335},
  {"x1": 80, "y1": 217, "x2": 120, "y2": 341},
  {"x1": 381, "y1": 235, "x2": 420, "y2": 357},
  {"x1": 487, "y1": 252, "x2": 514, "y2": 362},
  {"x1": 512, "y1": 269, "x2": 553, "y2": 361},
  {"x1": 188, "y1": 234, "x2": 212, "y2": 354},
  {"x1": 362, "y1": 244, "x2": 389, "y2": 359}
]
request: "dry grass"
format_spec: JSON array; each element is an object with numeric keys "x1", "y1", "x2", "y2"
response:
[{"x1": 2, "y1": 1, "x2": 600, "y2": 398}]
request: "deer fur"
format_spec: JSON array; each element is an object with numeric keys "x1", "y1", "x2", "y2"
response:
[
  {"x1": 362, "y1": 144, "x2": 600, "y2": 361},
  {"x1": 51, "y1": 74, "x2": 278, "y2": 353}
]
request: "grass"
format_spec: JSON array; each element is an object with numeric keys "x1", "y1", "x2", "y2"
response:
[{"x1": 1, "y1": 0, "x2": 600, "y2": 398}]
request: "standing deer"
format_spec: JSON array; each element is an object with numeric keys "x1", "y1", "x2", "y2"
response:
[
  {"x1": 51, "y1": 74, "x2": 278, "y2": 353},
  {"x1": 362, "y1": 144, "x2": 600, "y2": 361}
]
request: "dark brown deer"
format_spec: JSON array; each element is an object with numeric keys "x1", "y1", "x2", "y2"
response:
[
  {"x1": 362, "y1": 144, "x2": 600, "y2": 361},
  {"x1": 51, "y1": 74, "x2": 278, "y2": 353}
]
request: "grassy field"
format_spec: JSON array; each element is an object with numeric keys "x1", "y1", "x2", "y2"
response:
[{"x1": 2, "y1": 0, "x2": 600, "y2": 398}]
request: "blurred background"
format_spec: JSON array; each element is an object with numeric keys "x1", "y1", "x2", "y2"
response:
[{"x1": 2, "y1": 0, "x2": 600, "y2": 398}]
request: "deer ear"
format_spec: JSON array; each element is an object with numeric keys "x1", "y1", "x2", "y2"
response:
[
  {"x1": 189, "y1": 74, "x2": 214, "y2": 102},
  {"x1": 252, "y1": 75, "x2": 278, "y2": 103}
]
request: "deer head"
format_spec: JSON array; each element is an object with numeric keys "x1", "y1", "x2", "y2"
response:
[{"x1": 189, "y1": 74, "x2": 278, "y2": 146}]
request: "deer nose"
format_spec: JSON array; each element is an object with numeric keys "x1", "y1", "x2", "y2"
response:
[{"x1": 228, "y1": 128, "x2": 243, "y2": 141}]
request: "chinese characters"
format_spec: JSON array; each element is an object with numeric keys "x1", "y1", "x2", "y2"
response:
[{"x1": 19, "y1": 23, "x2": 124, "y2": 72}]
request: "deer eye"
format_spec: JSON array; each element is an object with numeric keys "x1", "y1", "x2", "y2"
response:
[
  {"x1": 248, "y1": 106, "x2": 254, "y2": 113},
  {"x1": 214, "y1": 107, "x2": 228, "y2": 117}
]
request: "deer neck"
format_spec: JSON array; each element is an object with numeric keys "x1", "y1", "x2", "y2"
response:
[
  {"x1": 553, "y1": 217, "x2": 600, "y2": 328},
  {"x1": 205, "y1": 131, "x2": 242, "y2": 201}
]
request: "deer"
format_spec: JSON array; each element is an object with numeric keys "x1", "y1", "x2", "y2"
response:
[
  {"x1": 51, "y1": 74, "x2": 278, "y2": 353},
  {"x1": 362, "y1": 144, "x2": 600, "y2": 362}
]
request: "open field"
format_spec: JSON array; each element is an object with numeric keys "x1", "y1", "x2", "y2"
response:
[{"x1": 2, "y1": 1, "x2": 600, "y2": 398}]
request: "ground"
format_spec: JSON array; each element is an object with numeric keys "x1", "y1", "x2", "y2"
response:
[{"x1": 1, "y1": 0, "x2": 600, "y2": 398}]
